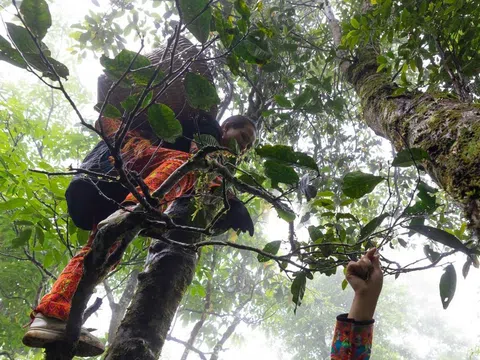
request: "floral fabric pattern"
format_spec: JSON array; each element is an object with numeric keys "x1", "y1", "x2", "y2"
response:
[{"x1": 331, "y1": 314, "x2": 374, "y2": 360}]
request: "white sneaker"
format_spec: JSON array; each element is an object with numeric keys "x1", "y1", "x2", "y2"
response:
[{"x1": 22, "y1": 313, "x2": 105, "y2": 357}]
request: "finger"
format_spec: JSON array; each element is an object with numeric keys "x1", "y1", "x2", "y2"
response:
[
  {"x1": 347, "y1": 262, "x2": 368, "y2": 280},
  {"x1": 371, "y1": 253, "x2": 382, "y2": 270},
  {"x1": 358, "y1": 256, "x2": 373, "y2": 271},
  {"x1": 365, "y1": 247, "x2": 377, "y2": 260}
]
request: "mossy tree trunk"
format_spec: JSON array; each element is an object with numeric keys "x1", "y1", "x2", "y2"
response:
[{"x1": 345, "y1": 51, "x2": 480, "y2": 236}]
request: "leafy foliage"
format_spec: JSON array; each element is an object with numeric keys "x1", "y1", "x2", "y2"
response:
[
  {"x1": 147, "y1": 103, "x2": 183, "y2": 143},
  {"x1": 176, "y1": 0, "x2": 211, "y2": 43},
  {"x1": 392, "y1": 148, "x2": 431, "y2": 167},
  {"x1": 184, "y1": 72, "x2": 220, "y2": 111},
  {"x1": 19, "y1": 0, "x2": 52, "y2": 40},
  {"x1": 439, "y1": 264, "x2": 456, "y2": 309},
  {"x1": 342, "y1": 171, "x2": 384, "y2": 199}
]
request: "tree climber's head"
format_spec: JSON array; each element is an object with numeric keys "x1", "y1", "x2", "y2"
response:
[{"x1": 220, "y1": 115, "x2": 257, "y2": 151}]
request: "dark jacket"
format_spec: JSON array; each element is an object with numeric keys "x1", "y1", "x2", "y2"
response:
[{"x1": 66, "y1": 114, "x2": 221, "y2": 230}]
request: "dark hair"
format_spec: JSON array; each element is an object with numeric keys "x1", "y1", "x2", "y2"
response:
[{"x1": 221, "y1": 115, "x2": 257, "y2": 131}]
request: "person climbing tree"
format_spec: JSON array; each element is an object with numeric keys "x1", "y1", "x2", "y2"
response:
[{"x1": 22, "y1": 113, "x2": 257, "y2": 356}]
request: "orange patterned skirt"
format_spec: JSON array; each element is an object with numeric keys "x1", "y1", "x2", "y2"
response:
[{"x1": 35, "y1": 124, "x2": 196, "y2": 321}]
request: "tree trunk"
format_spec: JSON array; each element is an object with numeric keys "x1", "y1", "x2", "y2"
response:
[
  {"x1": 345, "y1": 50, "x2": 480, "y2": 236},
  {"x1": 324, "y1": 4, "x2": 480, "y2": 236},
  {"x1": 210, "y1": 317, "x2": 241, "y2": 360},
  {"x1": 106, "y1": 197, "x2": 216, "y2": 359},
  {"x1": 104, "y1": 243, "x2": 198, "y2": 360}
]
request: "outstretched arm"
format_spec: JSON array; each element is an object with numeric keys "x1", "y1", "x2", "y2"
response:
[{"x1": 331, "y1": 248, "x2": 383, "y2": 360}]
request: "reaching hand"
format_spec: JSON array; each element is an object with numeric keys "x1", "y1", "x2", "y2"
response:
[{"x1": 346, "y1": 248, "x2": 383, "y2": 321}]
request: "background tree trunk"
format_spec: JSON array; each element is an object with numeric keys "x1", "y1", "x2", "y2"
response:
[
  {"x1": 104, "y1": 269, "x2": 140, "y2": 343},
  {"x1": 180, "y1": 248, "x2": 217, "y2": 360}
]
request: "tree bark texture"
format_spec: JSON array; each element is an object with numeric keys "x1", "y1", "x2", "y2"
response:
[
  {"x1": 346, "y1": 51, "x2": 480, "y2": 236},
  {"x1": 106, "y1": 197, "x2": 218, "y2": 359},
  {"x1": 104, "y1": 243, "x2": 198, "y2": 360}
]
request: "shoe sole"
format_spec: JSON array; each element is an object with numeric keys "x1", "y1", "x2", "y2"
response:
[{"x1": 23, "y1": 328, "x2": 105, "y2": 357}]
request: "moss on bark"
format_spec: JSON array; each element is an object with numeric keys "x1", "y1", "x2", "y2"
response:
[{"x1": 346, "y1": 51, "x2": 480, "y2": 234}]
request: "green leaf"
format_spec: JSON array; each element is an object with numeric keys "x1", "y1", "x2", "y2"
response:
[
  {"x1": 274, "y1": 94, "x2": 291, "y2": 108},
  {"x1": 462, "y1": 258, "x2": 472, "y2": 279},
  {"x1": 76, "y1": 229, "x2": 90, "y2": 246},
  {"x1": 392, "y1": 87, "x2": 407, "y2": 96},
  {"x1": 276, "y1": 208, "x2": 296, "y2": 222},
  {"x1": 350, "y1": 18, "x2": 360, "y2": 29},
  {"x1": 258, "y1": 240, "x2": 282, "y2": 262},
  {"x1": 291, "y1": 272, "x2": 307, "y2": 313},
  {"x1": 0, "y1": 198, "x2": 26, "y2": 210},
  {"x1": 177, "y1": 0, "x2": 212, "y2": 43},
  {"x1": 245, "y1": 34, "x2": 272, "y2": 62},
  {"x1": 141, "y1": 91, "x2": 154, "y2": 108},
  {"x1": 397, "y1": 238, "x2": 407, "y2": 247},
  {"x1": 121, "y1": 95, "x2": 139, "y2": 113},
  {"x1": 101, "y1": 103, "x2": 122, "y2": 118},
  {"x1": 261, "y1": 61, "x2": 281, "y2": 72},
  {"x1": 6, "y1": 23, "x2": 50, "y2": 55},
  {"x1": 377, "y1": 63, "x2": 387, "y2": 73},
  {"x1": 377, "y1": 55, "x2": 387, "y2": 64},
  {"x1": 392, "y1": 148, "x2": 431, "y2": 167},
  {"x1": 439, "y1": 264, "x2": 456, "y2": 309},
  {"x1": 235, "y1": 0, "x2": 251, "y2": 19},
  {"x1": 184, "y1": 72, "x2": 220, "y2": 111},
  {"x1": 336, "y1": 213, "x2": 359, "y2": 223},
  {"x1": 22, "y1": 52, "x2": 69, "y2": 79},
  {"x1": 100, "y1": 49, "x2": 151, "y2": 80},
  {"x1": 237, "y1": 171, "x2": 266, "y2": 187},
  {"x1": 407, "y1": 225, "x2": 470, "y2": 254},
  {"x1": 342, "y1": 171, "x2": 384, "y2": 199},
  {"x1": 12, "y1": 228, "x2": 32, "y2": 248},
  {"x1": 359, "y1": 213, "x2": 390, "y2": 240},
  {"x1": 147, "y1": 104, "x2": 183, "y2": 143},
  {"x1": 226, "y1": 54, "x2": 240, "y2": 75},
  {"x1": 256, "y1": 145, "x2": 318, "y2": 171},
  {"x1": 43, "y1": 251, "x2": 54, "y2": 268},
  {"x1": 194, "y1": 134, "x2": 220, "y2": 147},
  {"x1": 341, "y1": 278, "x2": 348, "y2": 290},
  {"x1": 312, "y1": 198, "x2": 334, "y2": 210},
  {"x1": 293, "y1": 90, "x2": 312, "y2": 109},
  {"x1": 308, "y1": 225, "x2": 323, "y2": 242},
  {"x1": 20, "y1": 0, "x2": 52, "y2": 40},
  {"x1": 35, "y1": 226, "x2": 44, "y2": 245},
  {"x1": 0, "y1": 34, "x2": 27, "y2": 69},
  {"x1": 263, "y1": 160, "x2": 299, "y2": 187}
]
